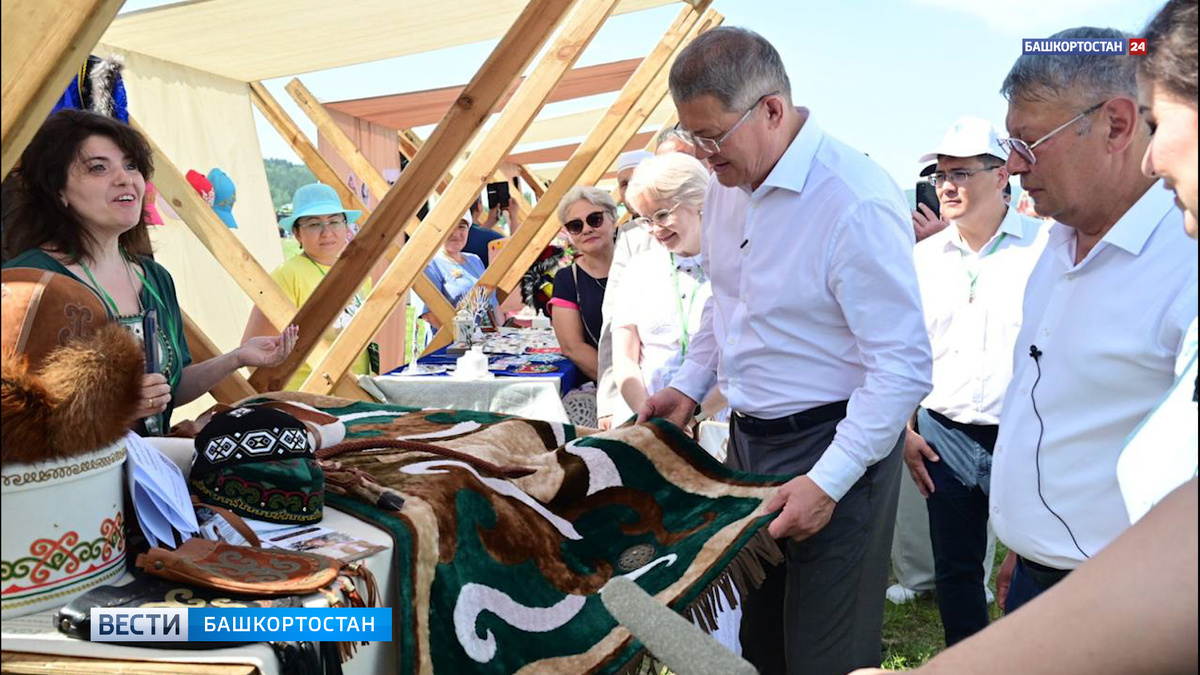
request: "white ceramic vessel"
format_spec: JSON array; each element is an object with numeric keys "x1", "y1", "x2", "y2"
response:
[{"x1": 1, "y1": 439, "x2": 127, "y2": 619}]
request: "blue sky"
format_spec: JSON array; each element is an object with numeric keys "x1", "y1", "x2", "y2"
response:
[{"x1": 118, "y1": 0, "x2": 1164, "y2": 188}]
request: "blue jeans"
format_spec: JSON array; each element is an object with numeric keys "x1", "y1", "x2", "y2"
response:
[{"x1": 925, "y1": 456, "x2": 990, "y2": 646}]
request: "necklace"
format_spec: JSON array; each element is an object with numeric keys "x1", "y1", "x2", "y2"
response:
[{"x1": 78, "y1": 254, "x2": 143, "y2": 317}]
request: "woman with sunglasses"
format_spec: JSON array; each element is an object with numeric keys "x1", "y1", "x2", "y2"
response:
[
  {"x1": 611, "y1": 152, "x2": 727, "y2": 426},
  {"x1": 548, "y1": 187, "x2": 617, "y2": 386}
]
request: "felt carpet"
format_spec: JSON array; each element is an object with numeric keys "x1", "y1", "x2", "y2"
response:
[{"x1": 249, "y1": 393, "x2": 784, "y2": 675}]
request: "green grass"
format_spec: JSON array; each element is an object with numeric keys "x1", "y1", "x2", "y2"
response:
[{"x1": 881, "y1": 544, "x2": 1009, "y2": 669}]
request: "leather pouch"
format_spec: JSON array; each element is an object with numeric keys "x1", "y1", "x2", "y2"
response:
[{"x1": 136, "y1": 538, "x2": 340, "y2": 597}]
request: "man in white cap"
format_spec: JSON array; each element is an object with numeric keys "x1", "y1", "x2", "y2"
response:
[
  {"x1": 904, "y1": 117, "x2": 1048, "y2": 645},
  {"x1": 596, "y1": 150, "x2": 658, "y2": 427}
]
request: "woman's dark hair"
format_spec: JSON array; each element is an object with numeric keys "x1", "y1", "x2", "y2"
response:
[
  {"x1": 2, "y1": 109, "x2": 155, "y2": 263},
  {"x1": 1140, "y1": 0, "x2": 1198, "y2": 105}
]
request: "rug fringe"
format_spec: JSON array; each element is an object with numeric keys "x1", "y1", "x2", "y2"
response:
[{"x1": 682, "y1": 526, "x2": 783, "y2": 633}]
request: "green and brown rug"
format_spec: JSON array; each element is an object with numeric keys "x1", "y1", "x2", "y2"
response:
[{"x1": 248, "y1": 393, "x2": 785, "y2": 674}]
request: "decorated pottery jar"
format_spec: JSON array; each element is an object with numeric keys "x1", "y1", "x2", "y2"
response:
[{"x1": 1, "y1": 439, "x2": 127, "y2": 618}]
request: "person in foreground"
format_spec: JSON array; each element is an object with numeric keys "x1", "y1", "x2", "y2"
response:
[
  {"x1": 641, "y1": 27, "x2": 933, "y2": 674},
  {"x1": 855, "y1": 2, "x2": 1199, "y2": 672},
  {"x1": 243, "y1": 182, "x2": 371, "y2": 391},
  {"x1": 2, "y1": 110, "x2": 297, "y2": 435}
]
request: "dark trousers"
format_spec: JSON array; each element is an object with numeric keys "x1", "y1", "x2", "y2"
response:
[
  {"x1": 924, "y1": 456, "x2": 990, "y2": 646},
  {"x1": 1005, "y1": 557, "x2": 1067, "y2": 614},
  {"x1": 728, "y1": 416, "x2": 904, "y2": 675}
]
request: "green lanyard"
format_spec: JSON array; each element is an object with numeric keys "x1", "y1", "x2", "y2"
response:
[
  {"x1": 669, "y1": 254, "x2": 705, "y2": 356},
  {"x1": 962, "y1": 232, "x2": 1008, "y2": 303},
  {"x1": 78, "y1": 255, "x2": 177, "y2": 375}
]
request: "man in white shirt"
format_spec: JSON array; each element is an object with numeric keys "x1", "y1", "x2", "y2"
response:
[
  {"x1": 992, "y1": 26, "x2": 1198, "y2": 612},
  {"x1": 641, "y1": 27, "x2": 933, "y2": 674},
  {"x1": 905, "y1": 117, "x2": 1048, "y2": 645}
]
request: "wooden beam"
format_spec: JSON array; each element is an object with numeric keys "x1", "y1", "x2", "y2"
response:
[
  {"x1": 133, "y1": 118, "x2": 369, "y2": 399},
  {"x1": 518, "y1": 164, "x2": 550, "y2": 199},
  {"x1": 250, "y1": 82, "x2": 458, "y2": 335},
  {"x1": 1, "y1": 0, "x2": 125, "y2": 177},
  {"x1": 249, "y1": 0, "x2": 578, "y2": 393},
  {"x1": 181, "y1": 311, "x2": 256, "y2": 403},
  {"x1": 647, "y1": 110, "x2": 680, "y2": 153},
  {"x1": 249, "y1": 81, "x2": 367, "y2": 219},
  {"x1": 465, "y1": 3, "x2": 713, "y2": 307},
  {"x1": 298, "y1": 0, "x2": 624, "y2": 395},
  {"x1": 399, "y1": 127, "x2": 533, "y2": 223},
  {"x1": 494, "y1": 10, "x2": 724, "y2": 298},
  {"x1": 287, "y1": 78, "x2": 394, "y2": 205}
]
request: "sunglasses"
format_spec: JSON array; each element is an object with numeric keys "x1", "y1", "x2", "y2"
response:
[{"x1": 564, "y1": 210, "x2": 607, "y2": 235}]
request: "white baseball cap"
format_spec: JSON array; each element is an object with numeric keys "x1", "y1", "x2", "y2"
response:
[
  {"x1": 617, "y1": 150, "x2": 654, "y2": 174},
  {"x1": 919, "y1": 117, "x2": 1007, "y2": 164}
]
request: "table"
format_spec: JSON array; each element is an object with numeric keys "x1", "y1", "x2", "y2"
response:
[{"x1": 361, "y1": 329, "x2": 583, "y2": 424}]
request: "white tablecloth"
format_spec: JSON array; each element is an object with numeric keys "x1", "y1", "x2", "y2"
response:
[
  {"x1": 0, "y1": 505, "x2": 397, "y2": 675},
  {"x1": 362, "y1": 374, "x2": 570, "y2": 423}
]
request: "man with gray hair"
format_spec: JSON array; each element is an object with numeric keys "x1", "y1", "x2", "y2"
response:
[
  {"x1": 991, "y1": 26, "x2": 1197, "y2": 613},
  {"x1": 640, "y1": 27, "x2": 933, "y2": 674}
]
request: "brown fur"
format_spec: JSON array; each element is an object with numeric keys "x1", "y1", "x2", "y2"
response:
[{"x1": 1, "y1": 324, "x2": 143, "y2": 466}]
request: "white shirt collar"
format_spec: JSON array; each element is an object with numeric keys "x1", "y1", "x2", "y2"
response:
[
  {"x1": 1048, "y1": 183, "x2": 1179, "y2": 261},
  {"x1": 934, "y1": 205, "x2": 1031, "y2": 255},
  {"x1": 751, "y1": 109, "x2": 823, "y2": 198}
]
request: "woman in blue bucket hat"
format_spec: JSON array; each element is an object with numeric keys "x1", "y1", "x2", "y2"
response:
[{"x1": 243, "y1": 183, "x2": 375, "y2": 390}]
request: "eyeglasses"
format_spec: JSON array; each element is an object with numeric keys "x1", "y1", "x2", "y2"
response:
[
  {"x1": 1000, "y1": 100, "x2": 1106, "y2": 166},
  {"x1": 677, "y1": 91, "x2": 780, "y2": 158},
  {"x1": 564, "y1": 210, "x2": 607, "y2": 235},
  {"x1": 297, "y1": 216, "x2": 348, "y2": 233},
  {"x1": 926, "y1": 166, "x2": 1000, "y2": 188},
  {"x1": 633, "y1": 203, "x2": 683, "y2": 228}
]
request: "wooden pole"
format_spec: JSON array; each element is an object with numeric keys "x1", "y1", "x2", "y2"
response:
[
  {"x1": 249, "y1": 0, "x2": 578, "y2": 393},
  {"x1": 1, "y1": 0, "x2": 125, "y2": 177},
  {"x1": 494, "y1": 10, "x2": 723, "y2": 298},
  {"x1": 298, "y1": 0, "x2": 625, "y2": 395},
  {"x1": 469, "y1": 3, "x2": 713, "y2": 303}
]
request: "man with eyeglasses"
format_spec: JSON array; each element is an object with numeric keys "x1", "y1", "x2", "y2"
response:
[
  {"x1": 639, "y1": 27, "x2": 933, "y2": 675},
  {"x1": 989, "y1": 26, "x2": 1198, "y2": 614},
  {"x1": 902, "y1": 117, "x2": 1048, "y2": 646}
]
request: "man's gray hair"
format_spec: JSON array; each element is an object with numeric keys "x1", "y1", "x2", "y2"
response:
[
  {"x1": 557, "y1": 186, "x2": 618, "y2": 226},
  {"x1": 669, "y1": 27, "x2": 792, "y2": 112},
  {"x1": 1001, "y1": 27, "x2": 1138, "y2": 108}
]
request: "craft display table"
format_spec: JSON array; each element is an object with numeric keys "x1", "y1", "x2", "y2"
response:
[
  {"x1": 362, "y1": 328, "x2": 582, "y2": 423},
  {"x1": 0, "y1": 507, "x2": 396, "y2": 675}
]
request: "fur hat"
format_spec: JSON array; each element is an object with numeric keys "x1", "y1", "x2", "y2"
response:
[{"x1": 1, "y1": 268, "x2": 143, "y2": 466}]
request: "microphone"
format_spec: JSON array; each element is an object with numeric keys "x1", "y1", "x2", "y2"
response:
[
  {"x1": 600, "y1": 576, "x2": 756, "y2": 675},
  {"x1": 1029, "y1": 345, "x2": 1043, "y2": 361}
]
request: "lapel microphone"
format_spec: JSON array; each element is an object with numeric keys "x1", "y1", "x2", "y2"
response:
[{"x1": 1030, "y1": 345, "x2": 1043, "y2": 361}]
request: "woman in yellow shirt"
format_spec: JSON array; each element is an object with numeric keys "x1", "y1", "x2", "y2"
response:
[{"x1": 243, "y1": 183, "x2": 372, "y2": 390}]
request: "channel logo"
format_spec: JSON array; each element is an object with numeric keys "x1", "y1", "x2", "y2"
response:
[
  {"x1": 1022, "y1": 38, "x2": 1128, "y2": 54},
  {"x1": 90, "y1": 607, "x2": 391, "y2": 642},
  {"x1": 92, "y1": 608, "x2": 188, "y2": 642}
]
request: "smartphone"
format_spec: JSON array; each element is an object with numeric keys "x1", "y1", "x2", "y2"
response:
[
  {"x1": 142, "y1": 309, "x2": 160, "y2": 374},
  {"x1": 915, "y1": 182, "x2": 941, "y2": 219},
  {"x1": 486, "y1": 181, "x2": 511, "y2": 211}
]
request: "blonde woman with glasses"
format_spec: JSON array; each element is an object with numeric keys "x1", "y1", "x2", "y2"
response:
[{"x1": 611, "y1": 152, "x2": 727, "y2": 426}]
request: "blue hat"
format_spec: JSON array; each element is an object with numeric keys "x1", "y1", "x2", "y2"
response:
[
  {"x1": 279, "y1": 183, "x2": 361, "y2": 229},
  {"x1": 208, "y1": 168, "x2": 238, "y2": 229}
]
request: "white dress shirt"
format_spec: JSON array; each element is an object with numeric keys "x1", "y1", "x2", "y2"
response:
[
  {"x1": 613, "y1": 248, "x2": 711, "y2": 401},
  {"x1": 991, "y1": 186, "x2": 1198, "y2": 569},
  {"x1": 598, "y1": 220, "x2": 657, "y2": 419},
  {"x1": 914, "y1": 207, "x2": 1049, "y2": 425},
  {"x1": 670, "y1": 114, "x2": 934, "y2": 501},
  {"x1": 1117, "y1": 317, "x2": 1198, "y2": 524}
]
